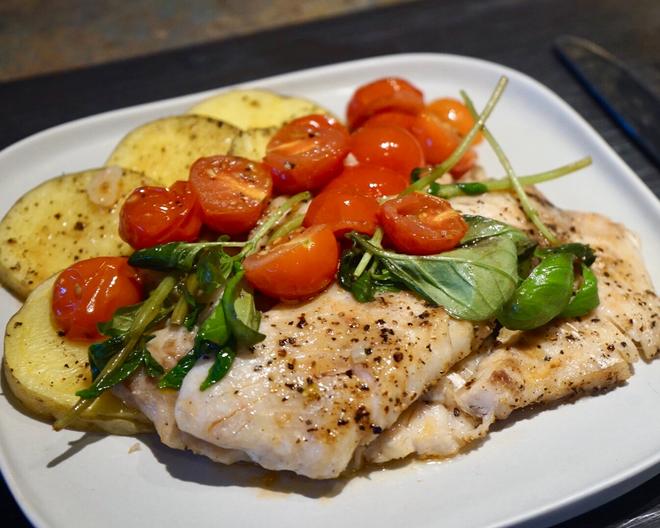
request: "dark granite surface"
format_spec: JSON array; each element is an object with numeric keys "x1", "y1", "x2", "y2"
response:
[{"x1": 1, "y1": 0, "x2": 659, "y2": 526}]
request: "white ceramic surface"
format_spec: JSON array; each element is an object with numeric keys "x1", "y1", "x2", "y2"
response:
[{"x1": 1, "y1": 54, "x2": 659, "y2": 528}]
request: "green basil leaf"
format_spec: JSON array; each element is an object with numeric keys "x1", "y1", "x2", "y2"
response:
[
  {"x1": 129, "y1": 241, "x2": 206, "y2": 271},
  {"x1": 197, "y1": 299, "x2": 230, "y2": 345},
  {"x1": 498, "y1": 253, "x2": 575, "y2": 330},
  {"x1": 140, "y1": 336, "x2": 164, "y2": 378},
  {"x1": 196, "y1": 248, "x2": 234, "y2": 294},
  {"x1": 88, "y1": 335, "x2": 125, "y2": 379},
  {"x1": 97, "y1": 301, "x2": 172, "y2": 337},
  {"x1": 461, "y1": 215, "x2": 535, "y2": 255},
  {"x1": 200, "y1": 345, "x2": 236, "y2": 390},
  {"x1": 222, "y1": 270, "x2": 265, "y2": 347},
  {"x1": 338, "y1": 246, "x2": 402, "y2": 303},
  {"x1": 353, "y1": 235, "x2": 518, "y2": 321},
  {"x1": 535, "y1": 243, "x2": 596, "y2": 266},
  {"x1": 157, "y1": 340, "x2": 212, "y2": 390},
  {"x1": 78, "y1": 341, "x2": 146, "y2": 398},
  {"x1": 560, "y1": 264, "x2": 600, "y2": 318}
]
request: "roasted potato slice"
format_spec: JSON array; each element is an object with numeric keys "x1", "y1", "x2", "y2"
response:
[
  {"x1": 0, "y1": 167, "x2": 152, "y2": 299},
  {"x1": 228, "y1": 127, "x2": 278, "y2": 161},
  {"x1": 188, "y1": 89, "x2": 332, "y2": 130},
  {"x1": 3, "y1": 275, "x2": 153, "y2": 434},
  {"x1": 106, "y1": 115, "x2": 238, "y2": 186}
]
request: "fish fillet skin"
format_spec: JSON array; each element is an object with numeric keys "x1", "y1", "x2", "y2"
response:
[
  {"x1": 365, "y1": 192, "x2": 658, "y2": 464},
  {"x1": 175, "y1": 284, "x2": 485, "y2": 479}
]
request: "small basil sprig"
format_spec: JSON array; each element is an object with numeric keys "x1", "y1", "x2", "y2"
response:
[
  {"x1": 350, "y1": 234, "x2": 519, "y2": 321},
  {"x1": 498, "y1": 244, "x2": 600, "y2": 329},
  {"x1": 128, "y1": 240, "x2": 246, "y2": 272},
  {"x1": 338, "y1": 246, "x2": 402, "y2": 302},
  {"x1": 155, "y1": 193, "x2": 311, "y2": 391}
]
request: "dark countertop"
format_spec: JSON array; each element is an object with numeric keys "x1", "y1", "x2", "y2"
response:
[{"x1": 1, "y1": 0, "x2": 659, "y2": 526}]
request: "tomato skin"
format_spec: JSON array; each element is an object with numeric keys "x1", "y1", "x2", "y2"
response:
[
  {"x1": 52, "y1": 257, "x2": 143, "y2": 341},
  {"x1": 449, "y1": 148, "x2": 477, "y2": 178},
  {"x1": 410, "y1": 111, "x2": 460, "y2": 165},
  {"x1": 349, "y1": 126, "x2": 425, "y2": 179},
  {"x1": 427, "y1": 97, "x2": 483, "y2": 144},
  {"x1": 379, "y1": 194, "x2": 467, "y2": 255},
  {"x1": 189, "y1": 155, "x2": 273, "y2": 235},
  {"x1": 323, "y1": 165, "x2": 409, "y2": 198},
  {"x1": 119, "y1": 181, "x2": 202, "y2": 250},
  {"x1": 265, "y1": 114, "x2": 350, "y2": 194},
  {"x1": 303, "y1": 190, "x2": 380, "y2": 237},
  {"x1": 347, "y1": 78, "x2": 424, "y2": 130},
  {"x1": 244, "y1": 225, "x2": 338, "y2": 300},
  {"x1": 361, "y1": 111, "x2": 417, "y2": 133},
  {"x1": 409, "y1": 111, "x2": 476, "y2": 175}
]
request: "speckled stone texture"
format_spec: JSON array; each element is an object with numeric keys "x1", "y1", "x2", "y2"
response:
[{"x1": 0, "y1": 0, "x2": 413, "y2": 81}]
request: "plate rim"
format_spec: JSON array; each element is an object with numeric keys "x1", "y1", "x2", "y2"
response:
[{"x1": 0, "y1": 52, "x2": 658, "y2": 528}]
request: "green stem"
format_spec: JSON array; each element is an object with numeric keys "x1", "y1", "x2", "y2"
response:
[
  {"x1": 430, "y1": 157, "x2": 592, "y2": 199},
  {"x1": 171, "y1": 274, "x2": 198, "y2": 325},
  {"x1": 53, "y1": 276, "x2": 176, "y2": 431},
  {"x1": 460, "y1": 90, "x2": 558, "y2": 245},
  {"x1": 403, "y1": 76, "x2": 509, "y2": 195},
  {"x1": 268, "y1": 213, "x2": 304, "y2": 243},
  {"x1": 353, "y1": 228, "x2": 383, "y2": 277},
  {"x1": 239, "y1": 192, "x2": 311, "y2": 258}
]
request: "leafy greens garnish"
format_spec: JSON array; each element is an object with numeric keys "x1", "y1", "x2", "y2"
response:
[{"x1": 349, "y1": 233, "x2": 519, "y2": 321}]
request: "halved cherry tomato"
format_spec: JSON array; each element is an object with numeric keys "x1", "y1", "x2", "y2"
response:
[
  {"x1": 379, "y1": 193, "x2": 467, "y2": 255},
  {"x1": 52, "y1": 257, "x2": 143, "y2": 341},
  {"x1": 349, "y1": 125, "x2": 425, "y2": 179},
  {"x1": 303, "y1": 190, "x2": 379, "y2": 237},
  {"x1": 361, "y1": 110, "x2": 417, "y2": 133},
  {"x1": 119, "y1": 181, "x2": 202, "y2": 250},
  {"x1": 410, "y1": 111, "x2": 476, "y2": 175},
  {"x1": 427, "y1": 97, "x2": 483, "y2": 144},
  {"x1": 323, "y1": 165, "x2": 409, "y2": 198},
  {"x1": 244, "y1": 225, "x2": 338, "y2": 300},
  {"x1": 189, "y1": 155, "x2": 273, "y2": 235},
  {"x1": 347, "y1": 78, "x2": 424, "y2": 130},
  {"x1": 265, "y1": 114, "x2": 349, "y2": 194}
]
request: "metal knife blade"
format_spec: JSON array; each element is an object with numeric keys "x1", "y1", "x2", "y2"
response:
[{"x1": 555, "y1": 35, "x2": 660, "y2": 167}]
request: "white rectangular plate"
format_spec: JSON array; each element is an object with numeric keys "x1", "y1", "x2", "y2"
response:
[{"x1": 1, "y1": 53, "x2": 659, "y2": 528}]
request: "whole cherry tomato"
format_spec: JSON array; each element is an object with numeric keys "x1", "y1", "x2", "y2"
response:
[
  {"x1": 303, "y1": 190, "x2": 380, "y2": 237},
  {"x1": 349, "y1": 125, "x2": 425, "y2": 179},
  {"x1": 410, "y1": 111, "x2": 476, "y2": 175},
  {"x1": 265, "y1": 114, "x2": 349, "y2": 194},
  {"x1": 243, "y1": 225, "x2": 338, "y2": 300},
  {"x1": 189, "y1": 155, "x2": 273, "y2": 235},
  {"x1": 347, "y1": 78, "x2": 424, "y2": 130},
  {"x1": 52, "y1": 257, "x2": 143, "y2": 341},
  {"x1": 323, "y1": 165, "x2": 409, "y2": 198},
  {"x1": 379, "y1": 193, "x2": 467, "y2": 255},
  {"x1": 427, "y1": 97, "x2": 483, "y2": 143},
  {"x1": 119, "y1": 181, "x2": 202, "y2": 250}
]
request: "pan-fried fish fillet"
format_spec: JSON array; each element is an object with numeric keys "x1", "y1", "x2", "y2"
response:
[
  {"x1": 365, "y1": 192, "x2": 658, "y2": 464},
  {"x1": 175, "y1": 284, "x2": 488, "y2": 479},
  {"x1": 117, "y1": 187, "x2": 657, "y2": 477}
]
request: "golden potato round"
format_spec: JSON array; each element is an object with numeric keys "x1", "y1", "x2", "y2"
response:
[
  {"x1": 106, "y1": 115, "x2": 238, "y2": 186},
  {"x1": 0, "y1": 167, "x2": 152, "y2": 299},
  {"x1": 3, "y1": 275, "x2": 153, "y2": 434}
]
